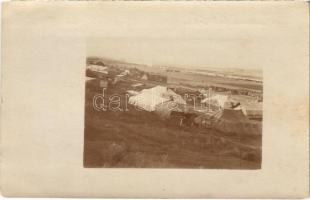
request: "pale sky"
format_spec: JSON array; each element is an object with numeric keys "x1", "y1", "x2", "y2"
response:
[
  {"x1": 85, "y1": 2, "x2": 304, "y2": 70},
  {"x1": 88, "y1": 36, "x2": 261, "y2": 70}
]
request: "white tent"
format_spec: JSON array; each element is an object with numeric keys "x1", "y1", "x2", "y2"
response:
[
  {"x1": 201, "y1": 94, "x2": 229, "y2": 108},
  {"x1": 87, "y1": 65, "x2": 108, "y2": 74},
  {"x1": 163, "y1": 89, "x2": 186, "y2": 104},
  {"x1": 128, "y1": 86, "x2": 185, "y2": 112}
]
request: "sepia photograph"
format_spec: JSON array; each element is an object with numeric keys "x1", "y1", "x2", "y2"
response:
[
  {"x1": 1, "y1": 1, "x2": 309, "y2": 197},
  {"x1": 84, "y1": 38, "x2": 263, "y2": 169}
]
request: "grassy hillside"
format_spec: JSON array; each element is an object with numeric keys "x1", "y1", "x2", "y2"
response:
[{"x1": 84, "y1": 79, "x2": 261, "y2": 169}]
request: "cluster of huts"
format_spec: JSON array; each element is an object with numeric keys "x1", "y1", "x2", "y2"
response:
[
  {"x1": 86, "y1": 63, "x2": 262, "y2": 135},
  {"x1": 86, "y1": 64, "x2": 129, "y2": 86},
  {"x1": 127, "y1": 85, "x2": 262, "y2": 135}
]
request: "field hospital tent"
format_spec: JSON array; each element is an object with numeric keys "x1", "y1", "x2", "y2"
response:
[
  {"x1": 162, "y1": 89, "x2": 187, "y2": 104},
  {"x1": 202, "y1": 94, "x2": 263, "y2": 118},
  {"x1": 86, "y1": 65, "x2": 108, "y2": 74},
  {"x1": 201, "y1": 94, "x2": 229, "y2": 109},
  {"x1": 211, "y1": 109, "x2": 262, "y2": 135},
  {"x1": 128, "y1": 86, "x2": 185, "y2": 112},
  {"x1": 128, "y1": 90, "x2": 168, "y2": 112}
]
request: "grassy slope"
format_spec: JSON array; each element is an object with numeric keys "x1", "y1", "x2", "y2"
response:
[{"x1": 84, "y1": 80, "x2": 261, "y2": 169}]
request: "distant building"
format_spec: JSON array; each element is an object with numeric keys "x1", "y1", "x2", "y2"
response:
[
  {"x1": 87, "y1": 65, "x2": 108, "y2": 74},
  {"x1": 166, "y1": 69, "x2": 180, "y2": 73},
  {"x1": 115, "y1": 74, "x2": 126, "y2": 83},
  {"x1": 95, "y1": 61, "x2": 106, "y2": 66},
  {"x1": 123, "y1": 70, "x2": 130, "y2": 75},
  {"x1": 141, "y1": 74, "x2": 148, "y2": 80},
  {"x1": 86, "y1": 65, "x2": 109, "y2": 79}
]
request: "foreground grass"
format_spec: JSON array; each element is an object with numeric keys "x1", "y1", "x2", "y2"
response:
[{"x1": 84, "y1": 80, "x2": 261, "y2": 169}]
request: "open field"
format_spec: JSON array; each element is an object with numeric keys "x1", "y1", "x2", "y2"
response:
[
  {"x1": 167, "y1": 71, "x2": 262, "y2": 91},
  {"x1": 88, "y1": 57, "x2": 263, "y2": 92},
  {"x1": 84, "y1": 79, "x2": 262, "y2": 169}
]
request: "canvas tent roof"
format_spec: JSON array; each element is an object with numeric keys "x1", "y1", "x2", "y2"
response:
[
  {"x1": 128, "y1": 92, "x2": 168, "y2": 112},
  {"x1": 202, "y1": 93, "x2": 263, "y2": 117},
  {"x1": 162, "y1": 89, "x2": 187, "y2": 105},
  {"x1": 141, "y1": 85, "x2": 167, "y2": 95},
  {"x1": 128, "y1": 86, "x2": 186, "y2": 112},
  {"x1": 201, "y1": 94, "x2": 229, "y2": 108},
  {"x1": 87, "y1": 65, "x2": 108, "y2": 74}
]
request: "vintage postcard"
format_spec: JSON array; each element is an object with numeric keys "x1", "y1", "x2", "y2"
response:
[
  {"x1": 84, "y1": 50, "x2": 263, "y2": 169},
  {"x1": 1, "y1": 1, "x2": 309, "y2": 198}
]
